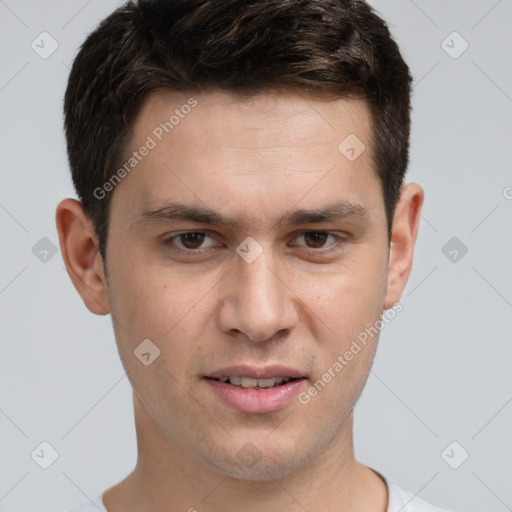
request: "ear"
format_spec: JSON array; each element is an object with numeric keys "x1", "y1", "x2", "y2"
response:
[
  {"x1": 384, "y1": 183, "x2": 424, "y2": 309},
  {"x1": 55, "y1": 198, "x2": 110, "y2": 315}
]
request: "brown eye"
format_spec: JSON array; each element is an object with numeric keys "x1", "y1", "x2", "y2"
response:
[
  {"x1": 166, "y1": 231, "x2": 216, "y2": 250},
  {"x1": 302, "y1": 232, "x2": 330, "y2": 248},
  {"x1": 178, "y1": 232, "x2": 205, "y2": 249}
]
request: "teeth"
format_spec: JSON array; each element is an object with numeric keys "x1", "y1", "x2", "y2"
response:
[
  {"x1": 240, "y1": 377, "x2": 258, "y2": 388},
  {"x1": 256, "y1": 378, "x2": 278, "y2": 388},
  {"x1": 222, "y1": 376, "x2": 293, "y2": 388}
]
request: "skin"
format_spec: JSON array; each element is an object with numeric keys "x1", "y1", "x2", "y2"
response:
[{"x1": 56, "y1": 89, "x2": 423, "y2": 512}]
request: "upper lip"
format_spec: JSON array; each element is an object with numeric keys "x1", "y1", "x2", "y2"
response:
[{"x1": 207, "y1": 364, "x2": 305, "y2": 380}]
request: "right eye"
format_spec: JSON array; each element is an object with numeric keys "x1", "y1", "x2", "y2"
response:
[{"x1": 163, "y1": 231, "x2": 219, "y2": 251}]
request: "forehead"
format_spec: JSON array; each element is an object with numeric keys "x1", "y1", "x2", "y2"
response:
[
  {"x1": 134, "y1": 89, "x2": 372, "y2": 150},
  {"x1": 110, "y1": 89, "x2": 382, "y2": 232}
]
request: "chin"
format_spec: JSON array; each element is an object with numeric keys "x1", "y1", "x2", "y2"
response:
[
  {"x1": 201, "y1": 440, "x2": 317, "y2": 482},
  {"x1": 213, "y1": 457, "x2": 299, "y2": 482}
]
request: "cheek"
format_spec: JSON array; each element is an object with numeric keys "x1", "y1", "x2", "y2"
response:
[
  {"x1": 109, "y1": 250, "x2": 223, "y2": 337},
  {"x1": 106, "y1": 261, "x2": 218, "y2": 404},
  {"x1": 304, "y1": 251, "x2": 388, "y2": 405},
  {"x1": 303, "y1": 250, "x2": 388, "y2": 343}
]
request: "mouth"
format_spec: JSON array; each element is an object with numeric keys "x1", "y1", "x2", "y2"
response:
[
  {"x1": 204, "y1": 365, "x2": 307, "y2": 414},
  {"x1": 205, "y1": 375, "x2": 302, "y2": 390}
]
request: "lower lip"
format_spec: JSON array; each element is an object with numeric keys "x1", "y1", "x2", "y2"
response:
[{"x1": 205, "y1": 378, "x2": 306, "y2": 414}]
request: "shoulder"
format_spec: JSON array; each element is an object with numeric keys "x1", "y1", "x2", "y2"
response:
[{"x1": 387, "y1": 482, "x2": 458, "y2": 512}]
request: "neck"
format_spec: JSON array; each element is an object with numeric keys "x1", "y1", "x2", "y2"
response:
[{"x1": 102, "y1": 393, "x2": 388, "y2": 512}]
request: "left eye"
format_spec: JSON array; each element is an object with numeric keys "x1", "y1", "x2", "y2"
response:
[
  {"x1": 295, "y1": 231, "x2": 339, "y2": 248},
  {"x1": 166, "y1": 232, "x2": 217, "y2": 250}
]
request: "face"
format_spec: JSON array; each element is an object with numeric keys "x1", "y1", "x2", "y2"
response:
[{"x1": 68, "y1": 89, "x2": 410, "y2": 481}]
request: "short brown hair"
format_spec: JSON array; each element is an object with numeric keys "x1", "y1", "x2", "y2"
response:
[{"x1": 64, "y1": 0, "x2": 413, "y2": 261}]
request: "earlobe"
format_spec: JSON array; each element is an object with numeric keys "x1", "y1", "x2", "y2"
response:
[
  {"x1": 55, "y1": 198, "x2": 110, "y2": 315},
  {"x1": 384, "y1": 183, "x2": 424, "y2": 309}
]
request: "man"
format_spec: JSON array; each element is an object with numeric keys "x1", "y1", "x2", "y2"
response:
[{"x1": 56, "y1": 1, "x2": 457, "y2": 511}]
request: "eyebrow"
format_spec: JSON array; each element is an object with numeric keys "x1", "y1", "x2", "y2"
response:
[{"x1": 131, "y1": 200, "x2": 370, "y2": 229}]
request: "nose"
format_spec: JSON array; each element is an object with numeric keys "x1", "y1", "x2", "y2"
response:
[{"x1": 217, "y1": 245, "x2": 299, "y2": 342}]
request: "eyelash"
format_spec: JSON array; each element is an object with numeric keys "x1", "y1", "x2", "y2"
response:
[{"x1": 162, "y1": 230, "x2": 346, "y2": 255}]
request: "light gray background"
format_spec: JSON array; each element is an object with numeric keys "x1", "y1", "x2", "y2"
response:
[{"x1": 1, "y1": 1, "x2": 511, "y2": 511}]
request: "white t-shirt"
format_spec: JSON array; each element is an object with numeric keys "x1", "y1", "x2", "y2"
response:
[{"x1": 67, "y1": 473, "x2": 457, "y2": 512}]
